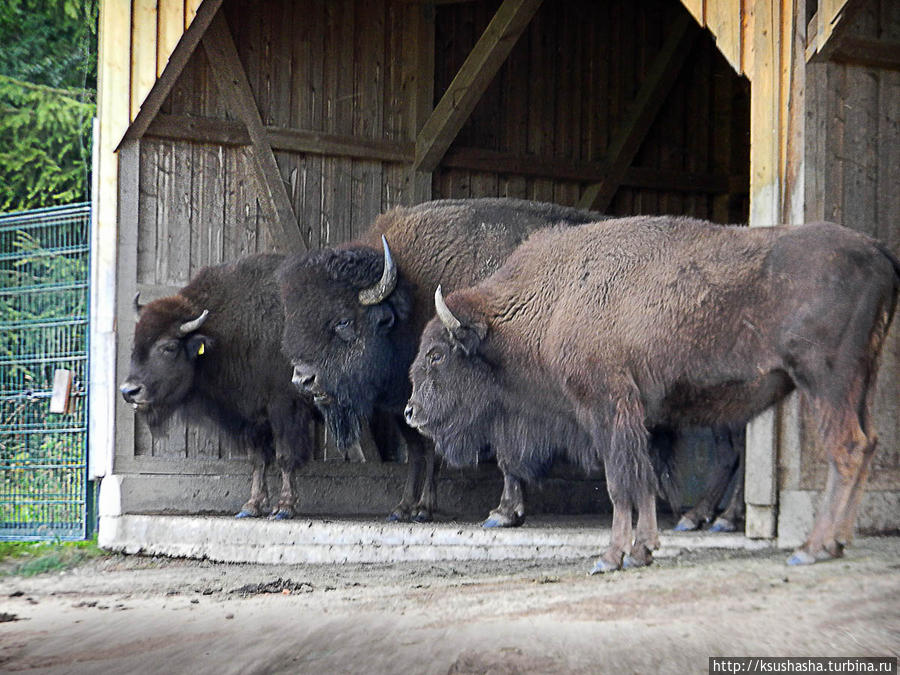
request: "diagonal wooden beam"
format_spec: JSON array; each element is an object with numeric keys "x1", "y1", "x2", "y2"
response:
[
  {"x1": 202, "y1": 11, "x2": 308, "y2": 253},
  {"x1": 119, "y1": 0, "x2": 224, "y2": 148},
  {"x1": 578, "y1": 13, "x2": 698, "y2": 211},
  {"x1": 412, "y1": 0, "x2": 542, "y2": 174}
]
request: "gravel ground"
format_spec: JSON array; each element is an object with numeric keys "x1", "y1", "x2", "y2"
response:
[{"x1": 1, "y1": 536, "x2": 898, "y2": 674}]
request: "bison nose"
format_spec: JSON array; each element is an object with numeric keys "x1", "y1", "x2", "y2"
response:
[
  {"x1": 292, "y1": 366, "x2": 317, "y2": 392},
  {"x1": 404, "y1": 402, "x2": 418, "y2": 425},
  {"x1": 120, "y1": 382, "x2": 142, "y2": 403}
]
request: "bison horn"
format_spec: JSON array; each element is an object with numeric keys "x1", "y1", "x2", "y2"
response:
[
  {"x1": 178, "y1": 309, "x2": 209, "y2": 336},
  {"x1": 358, "y1": 235, "x2": 398, "y2": 305},
  {"x1": 434, "y1": 285, "x2": 462, "y2": 333},
  {"x1": 133, "y1": 292, "x2": 143, "y2": 320}
]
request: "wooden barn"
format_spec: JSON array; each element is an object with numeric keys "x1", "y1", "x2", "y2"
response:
[{"x1": 91, "y1": 0, "x2": 899, "y2": 553}]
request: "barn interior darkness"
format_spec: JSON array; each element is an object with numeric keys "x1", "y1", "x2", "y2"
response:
[{"x1": 129, "y1": 0, "x2": 752, "y2": 514}]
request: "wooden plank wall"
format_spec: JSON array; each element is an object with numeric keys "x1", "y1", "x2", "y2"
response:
[
  {"x1": 122, "y1": 0, "x2": 751, "y2": 463},
  {"x1": 798, "y1": 0, "x2": 900, "y2": 495},
  {"x1": 431, "y1": 0, "x2": 750, "y2": 222}
]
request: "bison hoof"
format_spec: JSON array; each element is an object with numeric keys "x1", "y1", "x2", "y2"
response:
[
  {"x1": 786, "y1": 549, "x2": 817, "y2": 566},
  {"x1": 589, "y1": 558, "x2": 622, "y2": 575},
  {"x1": 709, "y1": 517, "x2": 736, "y2": 533},
  {"x1": 787, "y1": 541, "x2": 843, "y2": 566},
  {"x1": 412, "y1": 511, "x2": 433, "y2": 523},
  {"x1": 482, "y1": 511, "x2": 524, "y2": 528},
  {"x1": 269, "y1": 510, "x2": 293, "y2": 520},
  {"x1": 235, "y1": 509, "x2": 259, "y2": 519},
  {"x1": 387, "y1": 506, "x2": 413, "y2": 522},
  {"x1": 623, "y1": 554, "x2": 653, "y2": 569},
  {"x1": 673, "y1": 515, "x2": 699, "y2": 532}
]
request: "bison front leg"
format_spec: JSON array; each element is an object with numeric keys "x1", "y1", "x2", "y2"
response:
[
  {"x1": 236, "y1": 448, "x2": 269, "y2": 518},
  {"x1": 625, "y1": 491, "x2": 660, "y2": 568},
  {"x1": 483, "y1": 472, "x2": 526, "y2": 528},
  {"x1": 588, "y1": 385, "x2": 655, "y2": 574},
  {"x1": 269, "y1": 400, "x2": 315, "y2": 520},
  {"x1": 388, "y1": 422, "x2": 435, "y2": 522},
  {"x1": 591, "y1": 492, "x2": 632, "y2": 574}
]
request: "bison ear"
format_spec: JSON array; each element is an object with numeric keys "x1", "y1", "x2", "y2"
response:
[
  {"x1": 185, "y1": 334, "x2": 212, "y2": 361},
  {"x1": 368, "y1": 303, "x2": 396, "y2": 334},
  {"x1": 450, "y1": 321, "x2": 487, "y2": 356}
]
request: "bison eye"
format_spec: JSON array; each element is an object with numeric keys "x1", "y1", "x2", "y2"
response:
[
  {"x1": 158, "y1": 341, "x2": 179, "y2": 357},
  {"x1": 427, "y1": 349, "x2": 444, "y2": 365},
  {"x1": 333, "y1": 318, "x2": 355, "y2": 342}
]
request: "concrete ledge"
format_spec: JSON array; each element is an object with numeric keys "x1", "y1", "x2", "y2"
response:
[{"x1": 99, "y1": 514, "x2": 774, "y2": 565}]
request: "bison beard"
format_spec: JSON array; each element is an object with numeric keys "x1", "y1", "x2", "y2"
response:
[
  {"x1": 319, "y1": 397, "x2": 361, "y2": 451},
  {"x1": 408, "y1": 216, "x2": 899, "y2": 573}
]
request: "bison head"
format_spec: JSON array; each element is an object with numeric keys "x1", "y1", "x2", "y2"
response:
[
  {"x1": 405, "y1": 286, "x2": 498, "y2": 467},
  {"x1": 278, "y1": 237, "x2": 414, "y2": 449},
  {"x1": 120, "y1": 293, "x2": 214, "y2": 432}
]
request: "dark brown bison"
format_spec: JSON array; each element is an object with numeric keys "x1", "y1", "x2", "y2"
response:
[
  {"x1": 672, "y1": 427, "x2": 745, "y2": 532},
  {"x1": 120, "y1": 254, "x2": 316, "y2": 519},
  {"x1": 278, "y1": 198, "x2": 601, "y2": 521},
  {"x1": 406, "y1": 217, "x2": 898, "y2": 572}
]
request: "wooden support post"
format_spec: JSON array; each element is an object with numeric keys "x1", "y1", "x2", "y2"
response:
[
  {"x1": 412, "y1": 0, "x2": 542, "y2": 175},
  {"x1": 202, "y1": 11, "x2": 308, "y2": 253},
  {"x1": 744, "y1": 0, "x2": 784, "y2": 540},
  {"x1": 578, "y1": 13, "x2": 698, "y2": 211}
]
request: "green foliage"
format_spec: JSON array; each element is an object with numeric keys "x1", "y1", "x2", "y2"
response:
[
  {"x1": 0, "y1": 0, "x2": 97, "y2": 91},
  {"x1": 0, "y1": 75, "x2": 95, "y2": 212},
  {"x1": 0, "y1": 535, "x2": 105, "y2": 577},
  {"x1": 0, "y1": 0, "x2": 97, "y2": 212}
]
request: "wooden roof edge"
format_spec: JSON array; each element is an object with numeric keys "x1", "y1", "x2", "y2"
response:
[{"x1": 115, "y1": 0, "x2": 224, "y2": 153}]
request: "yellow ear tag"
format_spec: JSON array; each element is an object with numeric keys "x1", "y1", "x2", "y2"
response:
[{"x1": 198, "y1": 343, "x2": 205, "y2": 356}]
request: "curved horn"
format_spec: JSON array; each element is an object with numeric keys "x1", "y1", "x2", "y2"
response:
[
  {"x1": 358, "y1": 235, "x2": 398, "y2": 305},
  {"x1": 133, "y1": 292, "x2": 143, "y2": 320},
  {"x1": 178, "y1": 309, "x2": 209, "y2": 336},
  {"x1": 434, "y1": 285, "x2": 462, "y2": 333}
]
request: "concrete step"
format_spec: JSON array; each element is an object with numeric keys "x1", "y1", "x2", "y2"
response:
[{"x1": 99, "y1": 514, "x2": 773, "y2": 565}]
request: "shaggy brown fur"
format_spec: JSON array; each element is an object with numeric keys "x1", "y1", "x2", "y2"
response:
[{"x1": 407, "y1": 216, "x2": 899, "y2": 571}]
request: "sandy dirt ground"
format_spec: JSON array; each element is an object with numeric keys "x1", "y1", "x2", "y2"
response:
[{"x1": 1, "y1": 536, "x2": 898, "y2": 674}]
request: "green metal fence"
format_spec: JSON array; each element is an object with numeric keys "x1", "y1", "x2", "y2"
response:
[{"x1": 0, "y1": 203, "x2": 90, "y2": 540}]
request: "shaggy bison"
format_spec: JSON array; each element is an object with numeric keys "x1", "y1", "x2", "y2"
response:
[
  {"x1": 120, "y1": 254, "x2": 316, "y2": 519},
  {"x1": 278, "y1": 198, "x2": 600, "y2": 521},
  {"x1": 406, "y1": 217, "x2": 899, "y2": 572}
]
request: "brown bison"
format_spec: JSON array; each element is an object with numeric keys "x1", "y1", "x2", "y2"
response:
[
  {"x1": 278, "y1": 198, "x2": 601, "y2": 521},
  {"x1": 120, "y1": 254, "x2": 316, "y2": 519},
  {"x1": 406, "y1": 216, "x2": 899, "y2": 571}
]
